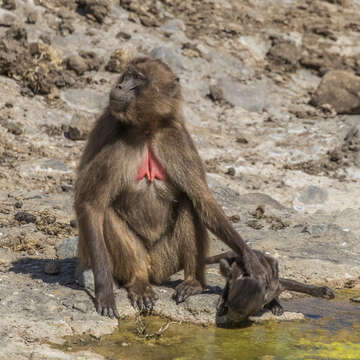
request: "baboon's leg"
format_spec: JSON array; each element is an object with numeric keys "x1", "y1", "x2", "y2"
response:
[
  {"x1": 280, "y1": 278, "x2": 335, "y2": 299},
  {"x1": 149, "y1": 200, "x2": 209, "y2": 303},
  {"x1": 103, "y1": 207, "x2": 158, "y2": 310},
  {"x1": 264, "y1": 298, "x2": 284, "y2": 316}
]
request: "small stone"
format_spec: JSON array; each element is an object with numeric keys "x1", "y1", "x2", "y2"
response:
[
  {"x1": 77, "y1": 0, "x2": 112, "y2": 24},
  {"x1": 236, "y1": 136, "x2": 249, "y2": 144},
  {"x1": 26, "y1": 10, "x2": 38, "y2": 24},
  {"x1": 61, "y1": 182, "x2": 73, "y2": 192},
  {"x1": 59, "y1": 21, "x2": 75, "y2": 36},
  {"x1": 70, "y1": 219, "x2": 77, "y2": 228},
  {"x1": 67, "y1": 113, "x2": 92, "y2": 141},
  {"x1": 5, "y1": 121, "x2": 23, "y2": 135},
  {"x1": 56, "y1": 237, "x2": 78, "y2": 259},
  {"x1": 311, "y1": 71, "x2": 360, "y2": 114},
  {"x1": 15, "y1": 211, "x2": 37, "y2": 224},
  {"x1": 14, "y1": 201, "x2": 23, "y2": 209},
  {"x1": 44, "y1": 261, "x2": 60, "y2": 275},
  {"x1": 208, "y1": 85, "x2": 224, "y2": 102},
  {"x1": 247, "y1": 219, "x2": 264, "y2": 230},
  {"x1": 229, "y1": 214, "x2": 240, "y2": 223},
  {"x1": 66, "y1": 55, "x2": 88, "y2": 76},
  {"x1": 350, "y1": 296, "x2": 360, "y2": 303},
  {"x1": 106, "y1": 48, "x2": 133, "y2": 73},
  {"x1": 2, "y1": 0, "x2": 16, "y2": 10},
  {"x1": 116, "y1": 31, "x2": 131, "y2": 40},
  {"x1": 79, "y1": 51, "x2": 104, "y2": 71},
  {"x1": 226, "y1": 167, "x2": 235, "y2": 176},
  {"x1": 329, "y1": 150, "x2": 341, "y2": 162},
  {"x1": 76, "y1": 267, "x2": 95, "y2": 290},
  {"x1": 0, "y1": 11, "x2": 17, "y2": 26}
]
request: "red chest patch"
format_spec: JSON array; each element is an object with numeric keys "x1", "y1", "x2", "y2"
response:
[{"x1": 136, "y1": 146, "x2": 166, "y2": 182}]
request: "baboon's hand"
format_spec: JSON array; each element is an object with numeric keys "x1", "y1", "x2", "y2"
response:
[
  {"x1": 318, "y1": 286, "x2": 335, "y2": 299},
  {"x1": 95, "y1": 287, "x2": 120, "y2": 319},
  {"x1": 173, "y1": 279, "x2": 203, "y2": 304},
  {"x1": 127, "y1": 280, "x2": 158, "y2": 313}
]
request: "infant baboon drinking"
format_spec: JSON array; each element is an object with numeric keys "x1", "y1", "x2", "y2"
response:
[{"x1": 207, "y1": 251, "x2": 335, "y2": 323}]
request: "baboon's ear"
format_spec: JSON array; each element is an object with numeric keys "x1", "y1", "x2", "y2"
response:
[{"x1": 219, "y1": 259, "x2": 232, "y2": 278}]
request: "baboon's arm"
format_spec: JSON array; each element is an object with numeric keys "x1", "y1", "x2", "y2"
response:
[
  {"x1": 75, "y1": 146, "x2": 120, "y2": 318},
  {"x1": 158, "y1": 127, "x2": 269, "y2": 283}
]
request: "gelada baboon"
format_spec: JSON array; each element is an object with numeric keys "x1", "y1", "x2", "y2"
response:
[
  {"x1": 207, "y1": 251, "x2": 335, "y2": 323},
  {"x1": 74, "y1": 57, "x2": 269, "y2": 318}
]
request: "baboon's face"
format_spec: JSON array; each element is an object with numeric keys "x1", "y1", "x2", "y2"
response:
[
  {"x1": 109, "y1": 57, "x2": 181, "y2": 126},
  {"x1": 218, "y1": 259, "x2": 266, "y2": 323}
]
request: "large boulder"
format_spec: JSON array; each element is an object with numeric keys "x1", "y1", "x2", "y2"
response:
[{"x1": 311, "y1": 70, "x2": 360, "y2": 114}]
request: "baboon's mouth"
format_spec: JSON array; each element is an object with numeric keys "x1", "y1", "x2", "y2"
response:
[{"x1": 110, "y1": 98, "x2": 128, "y2": 112}]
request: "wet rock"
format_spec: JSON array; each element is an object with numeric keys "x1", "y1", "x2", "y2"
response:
[
  {"x1": 44, "y1": 261, "x2": 60, "y2": 275},
  {"x1": 66, "y1": 55, "x2": 88, "y2": 76},
  {"x1": 106, "y1": 48, "x2": 133, "y2": 73},
  {"x1": 350, "y1": 296, "x2": 360, "y2": 303},
  {"x1": 56, "y1": 237, "x2": 78, "y2": 259},
  {"x1": 77, "y1": 0, "x2": 112, "y2": 24},
  {"x1": 15, "y1": 211, "x2": 37, "y2": 224},
  {"x1": 311, "y1": 71, "x2": 360, "y2": 114},
  {"x1": 150, "y1": 47, "x2": 184, "y2": 71},
  {"x1": 249, "y1": 311, "x2": 304, "y2": 322}
]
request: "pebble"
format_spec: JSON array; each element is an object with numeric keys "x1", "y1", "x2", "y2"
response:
[{"x1": 44, "y1": 261, "x2": 60, "y2": 275}]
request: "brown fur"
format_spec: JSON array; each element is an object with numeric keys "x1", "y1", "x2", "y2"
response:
[
  {"x1": 207, "y1": 251, "x2": 335, "y2": 323},
  {"x1": 74, "y1": 57, "x2": 269, "y2": 318}
]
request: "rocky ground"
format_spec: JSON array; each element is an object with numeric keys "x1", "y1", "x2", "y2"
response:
[{"x1": 0, "y1": 0, "x2": 360, "y2": 359}]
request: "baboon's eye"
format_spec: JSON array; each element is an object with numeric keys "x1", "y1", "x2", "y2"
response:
[{"x1": 133, "y1": 72, "x2": 146, "y2": 80}]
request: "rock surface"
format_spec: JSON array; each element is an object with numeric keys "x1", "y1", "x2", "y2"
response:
[
  {"x1": 311, "y1": 71, "x2": 360, "y2": 114},
  {"x1": 0, "y1": 0, "x2": 359, "y2": 359}
]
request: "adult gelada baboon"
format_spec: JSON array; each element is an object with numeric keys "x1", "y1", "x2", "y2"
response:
[
  {"x1": 207, "y1": 251, "x2": 335, "y2": 323},
  {"x1": 74, "y1": 57, "x2": 269, "y2": 318}
]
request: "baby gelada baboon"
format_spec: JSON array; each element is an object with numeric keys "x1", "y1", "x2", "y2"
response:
[
  {"x1": 207, "y1": 251, "x2": 335, "y2": 323},
  {"x1": 74, "y1": 57, "x2": 270, "y2": 318}
]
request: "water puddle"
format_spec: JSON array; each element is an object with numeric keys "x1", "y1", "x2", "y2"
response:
[{"x1": 56, "y1": 291, "x2": 360, "y2": 360}]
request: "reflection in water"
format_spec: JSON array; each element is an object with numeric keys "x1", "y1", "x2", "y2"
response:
[{"x1": 57, "y1": 292, "x2": 360, "y2": 360}]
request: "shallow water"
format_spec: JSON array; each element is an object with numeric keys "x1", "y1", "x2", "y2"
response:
[{"x1": 59, "y1": 291, "x2": 360, "y2": 360}]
